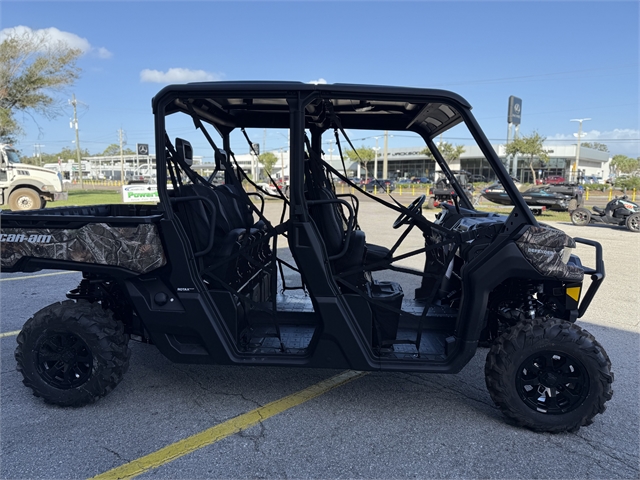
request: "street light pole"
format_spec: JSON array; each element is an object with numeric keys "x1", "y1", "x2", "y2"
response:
[
  {"x1": 373, "y1": 136, "x2": 379, "y2": 179},
  {"x1": 571, "y1": 118, "x2": 591, "y2": 183},
  {"x1": 69, "y1": 94, "x2": 84, "y2": 188}
]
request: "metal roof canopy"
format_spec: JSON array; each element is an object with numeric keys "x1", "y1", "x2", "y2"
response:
[{"x1": 152, "y1": 81, "x2": 472, "y2": 139}]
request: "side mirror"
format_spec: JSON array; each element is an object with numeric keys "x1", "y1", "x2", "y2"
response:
[{"x1": 175, "y1": 138, "x2": 193, "y2": 166}]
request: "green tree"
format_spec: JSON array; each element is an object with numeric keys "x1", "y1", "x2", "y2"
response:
[
  {"x1": 610, "y1": 154, "x2": 639, "y2": 175},
  {"x1": 103, "y1": 143, "x2": 134, "y2": 156},
  {"x1": 505, "y1": 131, "x2": 549, "y2": 183},
  {"x1": 421, "y1": 141, "x2": 465, "y2": 162},
  {"x1": 345, "y1": 146, "x2": 375, "y2": 179},
  {"x1": 0, "y1": 29, "x2": 82, "y2": 143},
  {"x1": 258, "y1": 151, "x2": 278, "y2": 178},
  {"x1": 581, "y1": 142, "x2": 609, "y2": 152}
]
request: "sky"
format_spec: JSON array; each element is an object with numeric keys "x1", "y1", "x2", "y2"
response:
[{"x1": 2, "y1": 0, "x2": 639, "y2": 161}]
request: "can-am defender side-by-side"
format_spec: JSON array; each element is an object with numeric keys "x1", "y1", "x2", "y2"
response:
[{"x1": 1, "y1": 83, "x2": 612, "y2": 432}]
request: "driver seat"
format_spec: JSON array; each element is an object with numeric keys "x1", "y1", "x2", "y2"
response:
[
  {"x1": 308, "y1": 186, "x2": 390, "y2": 276},
  {"x1": 593, "y1": 206, "x2": 605, "y2": 214}
]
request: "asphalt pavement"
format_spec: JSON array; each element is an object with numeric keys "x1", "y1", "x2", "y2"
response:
[{"x1": 1, "y1": 202, "x2": 638, "y2": 479}]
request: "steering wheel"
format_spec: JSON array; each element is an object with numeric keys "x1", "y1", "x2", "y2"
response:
[{"x1": 393, "y1": 194, "x2": 426, "y2": 229}]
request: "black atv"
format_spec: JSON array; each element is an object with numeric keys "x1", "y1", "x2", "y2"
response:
[
  {"x1": 571, "y1": 195, "x2": 640, "y2": 232},
  {"x1": 0, "y1": 82, "x2": 612, "y2": 432},
  {"x1": 427, "y1": 171, "x2": 474, "y2": 209}
]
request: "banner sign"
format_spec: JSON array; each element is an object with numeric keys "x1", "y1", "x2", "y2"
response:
[{"x1": 122, "y1": 184, "x2": 159, "y2": 203}]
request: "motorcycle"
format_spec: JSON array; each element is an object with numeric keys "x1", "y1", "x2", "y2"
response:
[{"x1": 571, "y1": 195, "x2": 640, "y2": 232}]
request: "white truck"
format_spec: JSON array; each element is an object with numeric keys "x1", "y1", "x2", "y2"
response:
[{"x1": 0, "y1": 145, "x2": 68, "y2": 210}]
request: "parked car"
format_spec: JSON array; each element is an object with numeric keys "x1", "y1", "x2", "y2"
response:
[
  {"x1": 411, "y1": 177, "x2": 432, "y2": 184},
  {"x1": 543, "y1": 175, "x2": 566, "y2": 185}
]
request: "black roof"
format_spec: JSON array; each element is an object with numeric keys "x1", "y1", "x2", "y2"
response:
[{"x1": 152, "y1": 81, "x2": 473, "y2": 138}]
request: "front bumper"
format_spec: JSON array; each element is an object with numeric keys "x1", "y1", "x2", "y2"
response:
[
  {"x1": 573, "y1": 237, "x2": 605, "y2": 318},
  {"x1": 47, "y1": 192, "x2": 68, "y2": 201}
]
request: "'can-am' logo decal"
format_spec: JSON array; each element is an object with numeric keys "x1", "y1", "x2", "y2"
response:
[{"x1": 0, "y1": 233, "x2": 52, "y2": 243}]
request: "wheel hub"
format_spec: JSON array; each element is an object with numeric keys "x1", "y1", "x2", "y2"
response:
[
  {"x1": 36, "y1": 332, "x2": 93, "y2": 389},
  {"x1": 18, "y1": 196, "x2": 34, "y2": 209},
  {"x1": 516, "y1": 351, "x2": 590, "y2": 414},
  {"x1": 539, "y1": 371, "x2": 559, "y2": 387}
]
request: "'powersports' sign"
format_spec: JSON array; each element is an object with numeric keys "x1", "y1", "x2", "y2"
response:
[{"x1": 122, "y1": 185, "x2": 160, "y2": 203}]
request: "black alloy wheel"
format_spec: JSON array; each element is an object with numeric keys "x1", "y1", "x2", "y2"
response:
[
  {"x1": 36, "y1": 332, "x2": 93, "y2": 389},
  {"x1": 516, "y1": 350, "x2": 589, "y2": 415},
  {"x1": 485, "y1": 317, "x2": 613, "y2": 432},
  {"x1": 15, "y1": 300, "x2": 130, "y2": 406}
]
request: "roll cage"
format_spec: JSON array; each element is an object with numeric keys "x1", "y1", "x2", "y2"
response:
[{"x1": 148, "y1": 82, "x2": 544, "y2": 370}]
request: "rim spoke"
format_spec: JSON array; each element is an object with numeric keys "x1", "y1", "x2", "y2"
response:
[
  {"x1": 47, "y1": 361, "x2": 65, "y2": 377},
  {"x1": 43, "y1": 338, "x2": 63, "y2": 352}
]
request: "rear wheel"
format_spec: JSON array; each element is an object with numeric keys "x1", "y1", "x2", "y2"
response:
[
  {"x1": 570, "y1": 208, "x2": 591, "y2": 226},
  {"x1": 626, "y1": 212, "x2": 640, "y2": 233},
  {"x1": 485, "y1": 318, "x2": 613, "y2": 432},
  {"x1": 15, "y1": 300, "x2": 131, "y2": 407},
  {"x1": 8, "y1": 188, "x2": 40, "y2": 211},
  {"x1": 568, "y1": 199, "x2": 578, "y2": 212},
  {"x1": 426, "y1": 197, "x2": 436, "y2": 209}
]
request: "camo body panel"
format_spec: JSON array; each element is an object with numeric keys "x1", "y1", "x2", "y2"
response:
[
  {"x1": 1, "y1": 223, "x2": 166, "y2": 274},
  {"x1": 515, "y1": 226, "x2": 583, "y2": 282}
]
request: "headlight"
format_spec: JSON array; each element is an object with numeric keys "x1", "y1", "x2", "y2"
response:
[{"x1": 561, "y1": 247, "x2": 574, "y2": 264}]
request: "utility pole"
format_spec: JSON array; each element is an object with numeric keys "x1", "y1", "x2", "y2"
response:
[
  {"x1": 33, "y1": 144, "x2": 44, "y2": 166},
  {"x1": 118, "y1": 128, "x2": 126, "y2": 186},
  {"x1": 69, "y1": 94, "x2": 84, "y2": 188}
]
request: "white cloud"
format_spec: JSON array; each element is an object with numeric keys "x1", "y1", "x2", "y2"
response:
[
  {"x1": 140, "y1": 68, "x2": 221, "y2": 84},
  {"x1": 308, "y1": 78, "x2": 328, "y2": 85},
  {"x1": 548, "y1": 129, "x2": 640, "y2": 156},
  {"x1": 0, "y1": 26, "x2": 112, "y2": 58},
  {"x1": 96, "y1": 47, "x2": 112, "y2": 59}
]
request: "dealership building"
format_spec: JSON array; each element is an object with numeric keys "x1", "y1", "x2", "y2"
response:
[{"x1": 339, "y1": 143, "x2": 611, "y2": 183}]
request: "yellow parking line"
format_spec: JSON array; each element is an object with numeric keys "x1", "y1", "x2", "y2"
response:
[
  {"x1": 91, "y1": 370, "x2": 368, "y2": 480},
  {"x1": 0, "y1": 271, "x2": 77, "y2": 282},
  {"x1": 0, "y1": 330, "x2": 20, "y2": 338}
]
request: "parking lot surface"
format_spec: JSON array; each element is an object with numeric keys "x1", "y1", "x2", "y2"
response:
[{"x1": 1, "y1": 202, "x2": 638, "y2": 479}]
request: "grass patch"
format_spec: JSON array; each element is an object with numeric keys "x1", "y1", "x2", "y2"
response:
[{"x1": 46, "y1": 190, "x2": 124, "y2": 208}]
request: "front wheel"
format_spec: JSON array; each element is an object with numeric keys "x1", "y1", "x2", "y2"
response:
[
  {"x1": 568, "y1": 198, "x2": 578, "y2": 212},
  {"x1": 485, "y1": 318, "x2": 613, "y2": 432},
  {"x1": 15, "y1": 300, "x2": 131, "y2": 407},
  {"x1": 8, "y1": 188, "x2": 41, "y2": 211},
  {"x1": 570, "y1": 207, "x2": 591, "y2": 226},
  {"x1": 626, "y1": 212, "x2": 640, "y2": 233}
]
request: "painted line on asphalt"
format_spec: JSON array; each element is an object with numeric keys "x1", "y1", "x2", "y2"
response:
[
  {"x1": 0, "y1": 271, "x2": 77, "y2": 282},
  {"x1": 91, "y1": 370, "x2": 368, "y2": 479},
  {"x1": 0, "y1": 330, "x2": 20, "y2": 338}
]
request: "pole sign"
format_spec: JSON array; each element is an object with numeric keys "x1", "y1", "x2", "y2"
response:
[
  {"x1": 136, "y1": 143, "x2": 149, "y2": 155},
  {"x1": 508, "y1": 96, "x2": 522, "y2": 125}
]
